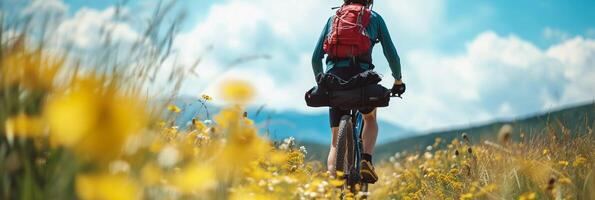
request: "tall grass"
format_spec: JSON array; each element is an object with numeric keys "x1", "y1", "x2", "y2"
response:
[{"x1": 371, "y1": 124, "x2": 594, "y2": 199}]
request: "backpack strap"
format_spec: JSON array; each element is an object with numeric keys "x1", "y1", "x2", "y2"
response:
[{"x1": 356, "y1": 5, "x2": 365, "y2": 31}]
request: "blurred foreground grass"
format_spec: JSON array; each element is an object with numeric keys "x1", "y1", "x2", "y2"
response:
[
  {"x1": 1, "y1": 2, "x2": 593, "y2": 200},
  {"x1": 0, "y1": 3, "x2": 341, "y2": 199},
  {"x1": 0, "y1": 34, "x2": 340, "y2": 199}
]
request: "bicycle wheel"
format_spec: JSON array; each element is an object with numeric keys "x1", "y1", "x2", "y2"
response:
[{"x1": 335, "y1": 115, "x2": 355, "y2": 190}]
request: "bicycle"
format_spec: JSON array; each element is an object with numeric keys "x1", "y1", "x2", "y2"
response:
[{"x1": 334, "y1": 94, "x2": 401, "y2": 199}]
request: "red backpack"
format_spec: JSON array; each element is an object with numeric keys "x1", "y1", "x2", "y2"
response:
[{"x1": 323, "y1": 4, "x2": 372, "y2": 59}]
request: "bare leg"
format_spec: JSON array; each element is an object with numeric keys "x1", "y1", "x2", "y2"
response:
[
  {"x1": 362, "y1": 109, "x2": 378, "y2": 155},
  {"x1": 327, "y1": 127, "x2": 339, "y2": 173}
]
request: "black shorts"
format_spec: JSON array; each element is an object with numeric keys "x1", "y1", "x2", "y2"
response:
[
  {"x1": 330, "y1": 107, "x2": 375, "y2": 127},
  {"x1": 327, "y1": 66, "x2": 376, "y2": 127}
]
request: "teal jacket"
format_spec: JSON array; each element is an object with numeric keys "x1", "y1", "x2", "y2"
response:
[{"x1": 311, "y1": 10, "x2": 402, "y2": 80}]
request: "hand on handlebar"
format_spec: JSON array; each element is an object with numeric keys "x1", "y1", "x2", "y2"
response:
[{"x1": 391, "y1": 81, "x2": 406, "y2": 98}]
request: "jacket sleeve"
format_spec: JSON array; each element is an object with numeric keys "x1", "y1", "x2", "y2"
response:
[
  {"x1": 311, "y1": 17, "x2": 332, "y2": 78},
  {"x1": 377, "y1": 15, "x2": 402, "y2": 80}
]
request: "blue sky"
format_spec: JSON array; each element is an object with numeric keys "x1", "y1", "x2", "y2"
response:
[
  {"x1": 8, "y1": 0, "x2": 595, "y2": 132},
  {"x1": 444, "y1": 0, "x2": 595, "y2": 48}
]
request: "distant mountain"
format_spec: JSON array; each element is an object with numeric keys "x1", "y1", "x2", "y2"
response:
[
  {"x1": 172, "y1": 98, "x2": 413, "y2": 145},
  {"x1": 250, "y1": 110, "x2": 412, "y2": 145},
  {"x1": 374, "y1": 102, "x2": 595, "y2": 162}
]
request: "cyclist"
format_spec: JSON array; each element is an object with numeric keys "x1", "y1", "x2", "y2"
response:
[{"x1": 311, "y1": 0, "x2": 405, "y2": 183}]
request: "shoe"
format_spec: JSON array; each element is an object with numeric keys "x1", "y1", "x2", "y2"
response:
[{"x1": 360, "y1": 160, "x2": 378, "y2": 183}]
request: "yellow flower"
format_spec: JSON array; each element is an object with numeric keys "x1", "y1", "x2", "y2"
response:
[
  {"x1": 230, "y1": 190, "x2": 274, "y2": 200},
  {"x1": 573, "y1": 155, "x2": 586, "y2": 167},
  {"x1": 149, "y1": 139, "x2": 165, "y2": 153},
  {"x1": 219, "y1": 125, "x2": 269, "y2": 168},
  {"x1": 220, "y1": 80, "x2": 254, "y2": 103},
  {"x1": 1, "y1": 49, "x2": 63, "y2": 90},
  {"x1": 76, "y1": 173, "x2": 141, "y2": 200},
  {"x1": 559, "y1": 177, "x2": 572, "y2": 184},
  {"x1": 141, "y1": 163, "x2": 162, "y2": 186},
  {"x1": 167, "y1": 104, "x2": 181, "y2": 113},
  {"x1": 170, "y1": 163, "x2": 217, "y2": 193},
  {"x1": 518, "y1": 192, "x2": 536, "y2": 200},
  {"x1": 558, "y1": 160, "x2": 569, "y2": 167},
  {"x1": 157, "y1": 121, "x2": 167, "y2": 128},
  {"x1": 192, "y1": 118, "x2": 206, "y2": 131},
  {"x1": 211, "y1": 106, "x2": 271, "y2": 169},
  {"x1": 45, "y1": 85, "x2": 99, "y2": 146},
  {"x1": 243, "y1": 162, "x2": 272, "y2": 179},
  {"x1": 214, "y1": 106, "x2": 242, "y2": 130},
  {"x1": 201, "y1": 94, "x2": 213, "y2": 101},
  {"x1": 460, "y1": 193, "x2": 473, "y2": 200},
  {"x1": 4, "y1": 114, "x2": 44, "y2": 138},
  {"x1": 44, "y1": 77, "x2": 148, "y2": 162},
  {"x1": 268, "y1": 151, "x2": 289, "y2": 165},
  {"x1": 330, "y1": 179, "x2": 344, "y2": 187}
]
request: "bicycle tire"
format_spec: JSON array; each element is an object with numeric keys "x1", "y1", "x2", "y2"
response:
[{"x1": 335, "y1": 115, "x2": 355, "y2": 191}]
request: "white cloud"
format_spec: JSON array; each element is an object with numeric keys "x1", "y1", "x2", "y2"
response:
[
  {"x1": 173, "y1": 0, "x2": 337, "y2": 110},
  {"x1": 17, "y1": 0, "x2": 69, "y2": 38},
  {"x1": 55, "y1": 7, "x2": 139, "y2": 49},
  {"x1": 377, "y1": 0, "x2": 445, "y2": 38},
  {"x1": 382, "y1": 31, "x2": 595, "y2": 131},
  {"x1": 371, "y1": 0, "x2": 448, "y2": 48},
  {"x1": 468, "y1": 32, "x2": 544, "y2": 68},
  {"x1": 12, "y1": 0, "x2": 137, "y2": 51},
  {"x1": 22, "y1": 0, "x2": 68, "y2": 16},
  {"x1": 546, "y1": 37, "x2": 595, "y2": 104},
  {"x1": 497, "y1": 102, "x2": 513, "y2": 117}
]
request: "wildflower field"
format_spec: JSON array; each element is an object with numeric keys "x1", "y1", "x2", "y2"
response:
[
  {"x1": 371, "y1": 128, "x2": 593, "y2": 200},
  {"x1": 1, "y1": 2, "x2": 594, "y2": 200}
]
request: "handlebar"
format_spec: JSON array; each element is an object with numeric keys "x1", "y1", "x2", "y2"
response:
[
  {"x1": 387, "y1": 90, "x2": 403, "y2": 99},
  {"x1": 390, "y1": 94, "x2": 403, "y2": 99}
]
